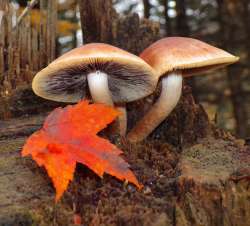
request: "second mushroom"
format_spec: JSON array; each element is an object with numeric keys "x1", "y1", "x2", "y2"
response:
[{"x1": 127, "y1": 37, "x2": 239, "y2": 142}]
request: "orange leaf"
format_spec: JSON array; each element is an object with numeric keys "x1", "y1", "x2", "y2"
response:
[{"x1": 22, "y1": 100, "x2": 142, "y2": 201}]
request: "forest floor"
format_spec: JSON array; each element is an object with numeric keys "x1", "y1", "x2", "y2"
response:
[
  {"x1": 1, "y1": 114, "x2": 250, "y2": 226},
  {"x1": 0, "y1": 88, "x2": 250, "y2": 226}
]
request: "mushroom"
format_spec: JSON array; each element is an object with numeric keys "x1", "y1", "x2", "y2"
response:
[
  {"x1": 127, "y1": 37, "x2": 239, "y2": 142},
  {"x1": 32, "y1": 43, "x2": 157, "y2": 135}
]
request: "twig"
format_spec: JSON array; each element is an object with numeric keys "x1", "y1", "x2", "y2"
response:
[{"x1": 16, "y1": 0, "x2": 38, "y2": 27}]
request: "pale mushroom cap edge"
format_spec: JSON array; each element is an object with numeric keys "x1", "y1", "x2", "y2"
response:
[{"x1": 32, "y1": 43, "x2": 158, "y2": 103}]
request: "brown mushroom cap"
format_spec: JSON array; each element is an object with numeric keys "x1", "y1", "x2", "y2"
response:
[
  {"x1": 32, "y1": 43, "x2": 157, "y2": 103},
  {"x1": 140, "y1": 37, "x2": 239, "y2": 77}
]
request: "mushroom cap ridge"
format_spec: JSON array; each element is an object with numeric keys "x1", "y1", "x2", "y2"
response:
[
  {"x1": 140, "y1": 37, "x2": 239, "y2": 77},
  {"x1": 32, "y1": 43, "x2": 157, "y2": 103}
]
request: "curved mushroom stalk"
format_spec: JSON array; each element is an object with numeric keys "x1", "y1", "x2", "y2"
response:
[
  {"x1": 127, "y1": 71, "x2": 183, "y2": 143},
  {"x1": 87, "y1": 70, "x2": 127, "y2": 135}
]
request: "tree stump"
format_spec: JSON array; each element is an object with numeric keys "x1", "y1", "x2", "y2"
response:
[{"x1": 0, "y1": 111, "x2": 249, "y2": 226}]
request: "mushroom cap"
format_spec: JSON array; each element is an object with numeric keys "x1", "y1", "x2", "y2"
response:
[
  {"x1": 32, "y1": 43, "x2": 157, "y2": 103},
  {"x1": 140, "y1": 37, "x2": 239, "y2": 77}
]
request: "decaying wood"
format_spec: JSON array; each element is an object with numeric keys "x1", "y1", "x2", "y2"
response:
[
  {"x1": 79, "y1": 0, "x2": 116, "y2": 44},
  {"x1": 176, "y1": 135, "x2": 250, "y2": 226},
  {"x1": 0, "y1": 113, "x2": 249, "y2": 226},
  {"x1": 0, "y1": 134, "x2": 74, "y2": 226},
  {"x1": 79, "y1": 0, "x2": 160, "y2": 54},
  {"x1": 0, "y1": 114, "x2": 43, "y2": 139},
  {"x1": 0, "y1": 0, "x2": 57, "y2": 117}
]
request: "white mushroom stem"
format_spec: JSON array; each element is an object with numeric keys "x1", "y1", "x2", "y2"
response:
[
  {"x1": 127, "y1": 71, "x2": 183, "y2": 142},
  {"x1": 87, "y1": 70, "x2": 127, "y2": 135},
  {"x1": 87, "y1": 70, "x2": 114, "y2": 106}
]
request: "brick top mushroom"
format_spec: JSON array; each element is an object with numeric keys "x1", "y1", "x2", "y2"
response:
[
  {"x1": 32, "y1": 43, "x2": 157, "y2": 135},
  {"x1": 127, "y1": 37, "x2": 239, "y2": 142}
]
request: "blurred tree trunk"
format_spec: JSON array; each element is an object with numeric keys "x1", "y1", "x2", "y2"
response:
[
  {"x1": 78, "y1": 0, "x2": 116, "y2": 44},
  {"x1": 160, "y1": 0, "x2": 172, "y2": 35},
  {"x1": 143, "y1": 0, "x2": 151, "y2": 19},
  {"x1": 237, "y1": 0, "x2": 250, "y2": 137},
  {"x1": 165, "y1": 0, "x2": 172, "y2": 35},
  {"x1": 175, "y1": 0, "x2": 189, "y2": 36},
  {"x1": 217, "y1": 0, "x2": 248, "y2": 138},
  {"x1": 242, "y1": 0, "x2": 250, "y2": 57},
  {"x1": 175, "y1": 0, "x2": 198, "y2": 99}
]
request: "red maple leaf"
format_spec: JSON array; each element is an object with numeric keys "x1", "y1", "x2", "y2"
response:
[{"x1": 22, "y1": 101, "x2": 142, "y2": 201}]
